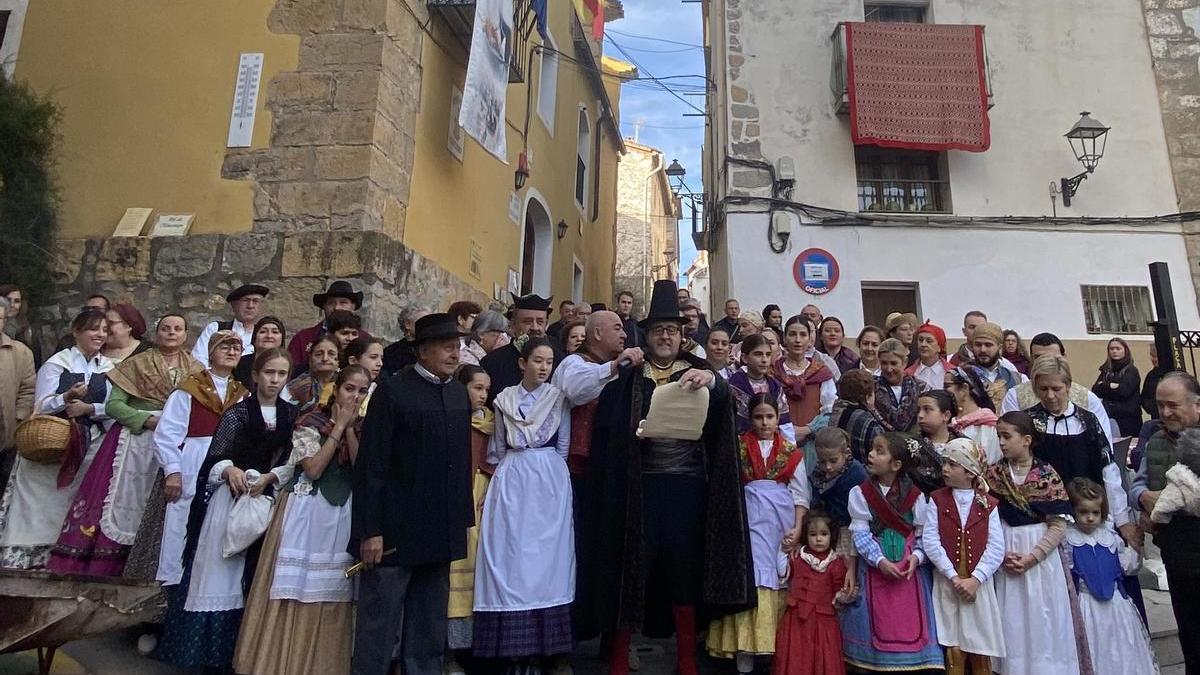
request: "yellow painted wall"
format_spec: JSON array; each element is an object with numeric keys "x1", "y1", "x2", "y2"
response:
[
  {"x1": 406, "y1": 4, "x2": 620, "y2": 306},
  {"x1": 14, "y1": 0, "x2": 297, "y2": 237}
]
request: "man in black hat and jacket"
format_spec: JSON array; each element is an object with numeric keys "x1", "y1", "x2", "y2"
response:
[
  {"x1": 480, "y1": 293, "x2": 565, "y2": 402},
  {"x1": 191, "y1": 283, "x2": 269, "y2": 367},
  {"x1": 352, "y1": 312, "x2": 474, "y2": 675},
  {"x1": 288, "y1": 280, "x2": 370, "y2": 365},
  {"x1": 574, "y1": 280, "x2": 753, "y2": 675}
]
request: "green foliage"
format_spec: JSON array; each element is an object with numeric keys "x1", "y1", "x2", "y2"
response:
[{"x1": 0, "y1": 71, "x2": 62, "y2": 305}]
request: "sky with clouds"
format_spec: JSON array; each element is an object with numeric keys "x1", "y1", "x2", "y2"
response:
[{"x1": 604, "y1": 0, "x2": 705, "y2": 284}]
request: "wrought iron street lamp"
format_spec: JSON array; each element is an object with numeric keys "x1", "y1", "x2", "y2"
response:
[
  {"x1": 556, "y1": 219, "x2": 568, "y2": 240},
  {"x1": 1059, "y1": 111, "x2": 1110, "y2": 208}
]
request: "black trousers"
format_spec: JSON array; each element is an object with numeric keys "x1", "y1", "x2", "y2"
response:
[
  {"x1": 1166, "y1": 558, "x2": 1200, "y2": 675},
  {"x1": 352, "y1": 562, "x2": 451, "y2": 675}
]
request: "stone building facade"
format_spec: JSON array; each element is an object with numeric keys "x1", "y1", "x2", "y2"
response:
[
  {"x1": 4, "y1": 0, "x2": 626, "y2": 350},
  {"x1": 614, "y1": 140, "x2": 681, "y2": 316},
  {"x1": 699, "y1": 0, "x2": 1200, "y2": 373}
]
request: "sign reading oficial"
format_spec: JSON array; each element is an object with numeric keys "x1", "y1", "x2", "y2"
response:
[{"x1": 793, "y1": 248, "x2": 839, "y2": 295}]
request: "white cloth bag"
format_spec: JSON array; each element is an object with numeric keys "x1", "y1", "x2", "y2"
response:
[{"x1": 222, "y1": 471, "x2": 273, "y2": 558}]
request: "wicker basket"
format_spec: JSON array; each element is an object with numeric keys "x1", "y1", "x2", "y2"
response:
[{"x1": 14, "y1": 416, "x2": 73, "y2": 464}]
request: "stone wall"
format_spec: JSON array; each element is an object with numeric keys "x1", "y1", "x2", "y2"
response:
[
  {"x1": 721, "y1": 0, "x2": 772, "y2": 196},
  {"x1": 34, "y1": 0, "x2": 499, "y2": 347},
  {"x1": 1143, "y1": 0, "x2": 1200, "y2": 312},
  {"x1": 35, "y1": 232, "x2": 488, "y2": 358}
]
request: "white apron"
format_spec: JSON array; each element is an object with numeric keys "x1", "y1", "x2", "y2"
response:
[
  {"x1": 993, "y1": 523, "x2": 1080, "y2": 675},
  {"x1": 156, "y1": 435, "x2": 213, "y2": 585},
  {"x1": 101, "y1": 423, "x2": 162, "y2": 545},
  {"x1": 0, "y1": 430, "x2": 105, "y2": 564},
  {"x1": 474, "y1": 445, "x2": 575, "y2": 611},
  {"x1": 269, "y1": 480, "x2": 354, "y2": 604},
  {"x1": 185, "y1": 484, "x2": 246, "y2": 612},
  {"x1": 744, "y1": 480, "x2": 795, "y2": 590},
  {"x1": 931, "y1": 571, "x2": 1006, "y2": 657}
]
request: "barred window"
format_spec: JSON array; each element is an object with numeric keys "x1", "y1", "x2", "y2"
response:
[
  {"x1": 1080, "y1": 285, "x2": 1154, "y2": 335},
  {"x1": 864, "y1": 4, "x2": 927, "y2": 23}
]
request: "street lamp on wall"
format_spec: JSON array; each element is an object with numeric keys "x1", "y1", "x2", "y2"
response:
[
  {"x1": 556, "y1": 219, "x2": 568, "y2": 240},
  {"x1": 1057, "y1": 111, "x2": 1110, "y2": 208},
  {"x1": 514, "y1": 151, "x2": 530, "y2": 190}
]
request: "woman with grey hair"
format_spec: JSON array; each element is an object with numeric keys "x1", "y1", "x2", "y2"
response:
[{"x1": 460, "y1": 309, "x2": 509, "y2": 367}]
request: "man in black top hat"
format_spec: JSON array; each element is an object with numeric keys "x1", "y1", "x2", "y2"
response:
[
  {"x1": 353, "y1": 312, "x2": 474, "y2": 675},
  {"x1": 288, "y1": 280, "x2": 370, "y2": 366},
  {"x1": 574, "y1": 280, "x2": 752, "y2": 675},
  {"x1": 480, "y1": 293, "x2": 565, "y2": 402},
  {"x1": 191, "y1": 283, "x2": 269, "y2": 367}
]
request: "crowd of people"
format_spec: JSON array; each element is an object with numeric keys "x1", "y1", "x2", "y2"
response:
[{"x1": 0, "y1": 278, "x2": 1195, "y2": 675}]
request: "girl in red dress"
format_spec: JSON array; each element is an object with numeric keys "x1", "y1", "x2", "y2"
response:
[{"x1": 774, "y1": 508, "x2": 850, "y2": 675}]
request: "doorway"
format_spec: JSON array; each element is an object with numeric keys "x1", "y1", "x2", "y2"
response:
[
  {"x1": 861, "y1": 282, "x2": 921, "y2": 330},
  {"x1": 520, "y1": 195, "x2": 553, "y2": 296}
]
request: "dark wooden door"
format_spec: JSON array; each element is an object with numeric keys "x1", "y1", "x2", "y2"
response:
[{"x1": 861, "y1": 285, "x2": 919, "y2": 330}]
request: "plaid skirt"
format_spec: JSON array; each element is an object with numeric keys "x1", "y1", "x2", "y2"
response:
[{"x1": 472, "y1": 603, "x2": 573, "y2": 657}]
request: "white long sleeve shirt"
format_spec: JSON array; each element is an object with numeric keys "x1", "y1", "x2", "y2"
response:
[
  {"x1": 34, "y1": 347, "x2": 113, "y2": 421},
  {"x1": 921, "y1": 488, "x2": 1005, "y2": 584},
  {"x1": 552, "y1": 353, "x2": 618, "y2": 407}
]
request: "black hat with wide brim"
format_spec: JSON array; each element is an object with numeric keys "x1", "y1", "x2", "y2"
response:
[
  {"x1": 313, "y1": 280, "x2": 364, "y2": 309},
  {"x1": 413, "y1": 312, "x2": 467, "y2": 344},
  {"x1": 638, "y1": 280, "x2": 689, "y2": 329},
  {"x1": 226, "y1": 284, "x2": 270, "y2": 303}
]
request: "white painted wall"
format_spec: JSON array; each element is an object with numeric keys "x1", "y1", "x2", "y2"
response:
[
  {"x1": 0, "y1": 0, "x2": 29, "y2": 78},
  {"x1": 719, "y1": 210, "x2": 1200, "y2": 340},
  {"x1": 735, "y1": 0, "x2": 1179, "y2": 217}
]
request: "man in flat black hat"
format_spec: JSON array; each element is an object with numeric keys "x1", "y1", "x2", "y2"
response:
[
  {"x1": 573, "y1": 280, "x2": 753, "y2": 675},
  {"x1": 480, "y1": 293, "x2": 565, "y2": 402},
  {"x1": 287, "y1": 280, "x2": 371, "y2": 366},
  {"x1": 352, "y1": 312, "x2": 474, "y2": 675},
  {"x1": 191, "y1": 283, "x2": 269, "y2": 367}
]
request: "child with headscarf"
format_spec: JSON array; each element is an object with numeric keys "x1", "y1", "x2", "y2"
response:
[{"x1": 921, "y1": 438, "x2": 1006, "y2": 674}]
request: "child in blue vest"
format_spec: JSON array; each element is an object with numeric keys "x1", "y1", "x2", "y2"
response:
[{"x1": 1064, "y1": 477, "x2": 1157, "y2": 675}]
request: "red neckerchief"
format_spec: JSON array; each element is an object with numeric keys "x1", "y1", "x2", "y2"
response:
[
  {"x1": 859, "y1": 476, "x2": 920, "y2": 537},
  {"x1": 739, "y1": 431, "x2": 803, "y2": 483}
]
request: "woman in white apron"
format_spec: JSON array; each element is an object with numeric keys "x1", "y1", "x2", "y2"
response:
[
  {"x1": 0, "y1": 309, "x2": 112, "y2": 569},
  {"x1": 152, "y1": 330, "x2": 247, "y2": 586},
  {"x1": 155, "y1": 347, "x2": 296, "y2": 670},
  {"x1": 473, "y1": 338, "x2": 574, "y2": 666}
]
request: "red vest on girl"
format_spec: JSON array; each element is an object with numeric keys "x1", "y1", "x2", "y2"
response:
[{"x1": 929, "y1": 487, "x2": 998, "y2": 575}]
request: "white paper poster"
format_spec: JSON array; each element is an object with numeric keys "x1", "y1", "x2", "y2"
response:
[
  {"x1": 458, "y1": 0, "x2": 512, "y2": 162},
  {"x1": 227, "y1": 53, "x2": 264, "y2": 148},
  {"x1": 508, "y1": 191, "x2": 521, "y2": 224}
]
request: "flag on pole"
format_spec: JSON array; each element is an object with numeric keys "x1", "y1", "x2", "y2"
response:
[
  {"x1": 532, "y1": 0, "x2": 549, "y2": 41},
  {"x1": 574, "y1": 0, "x2": 605, "y2": 40}
]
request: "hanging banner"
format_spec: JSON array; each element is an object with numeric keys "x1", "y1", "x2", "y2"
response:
[{"x1": 459, "y1": 0, "x2": 512, "y2": 163}]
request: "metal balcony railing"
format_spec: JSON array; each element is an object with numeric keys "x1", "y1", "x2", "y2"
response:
[
  {"x1": 428, "y1": 0, "x2": 538, "y2": 83},
  {"x1": 830, "y1": 22, "x2": 994, "y2": 115},
  {"x1": 857, "y1": 178, "x2": 951, "y2": 214}
]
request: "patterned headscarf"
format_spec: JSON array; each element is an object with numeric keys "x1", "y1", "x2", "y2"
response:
[
  {"x1": 207, "y1": 329, "x2": 243, "y2": 362},
  {"x1": 942, "y1": 437, "x2": 991, "y2": 505}
]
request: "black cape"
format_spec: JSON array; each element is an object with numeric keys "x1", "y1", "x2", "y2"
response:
[
  {"x1": 573, "y1": 352, "x2": 754, "y2": 639},
  {"x1": 352, "y1": 367, "x2": 474, "y2": 566}
]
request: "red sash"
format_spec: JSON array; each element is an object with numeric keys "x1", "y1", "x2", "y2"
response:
[{"x1": 859, "y1": 477, "x2": 920, "y2": 538}]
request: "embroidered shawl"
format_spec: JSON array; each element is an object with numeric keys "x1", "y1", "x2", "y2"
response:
[
  {"x1": 873, "y1": 375, "x2": 928, "y2": 432},
  {"x1": 986, "y1": 458, "x2": 1073, "y2": 527},
  {"x1": 471, "y1": 407, "x2": 496, "y2": 436},
  {"x1": 951, "y1": 408, "x2": 998, "y2": 434},
  {"x1": 107, "y1": 347, "x2": 201, "y2": 407},
  {"x1": 178, "y1": 370, "x2": 247, "y2": 416},
  {"x1": 737, "y1": 431, "x2": 802, "y2": 484}
]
